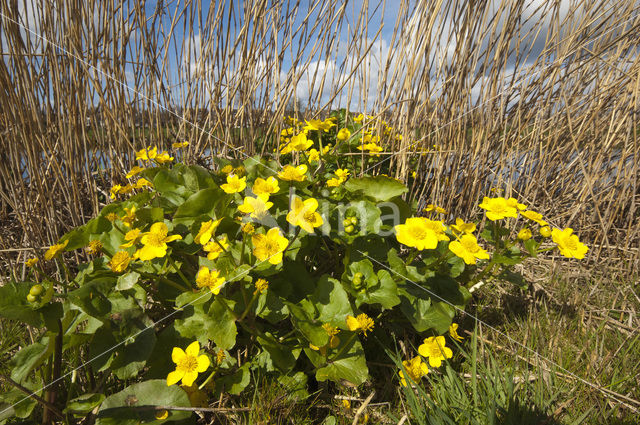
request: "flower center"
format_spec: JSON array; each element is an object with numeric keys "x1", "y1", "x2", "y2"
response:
[
  {"x1": 409, "y1": 225, "x2": 427, "y2": 240},
  {"x1": 177, "y1": 355, "x2": 198, "y2": 372},
  {"x1": 564, "y1": 237, "x2": 578, "y2": 251}
]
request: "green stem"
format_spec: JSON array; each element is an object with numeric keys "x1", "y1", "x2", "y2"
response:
[
  {"x1": 137, "y1": 270, "x2": 190, "y2": 292},
  {"x1": 238, "y1": 291, "x2": 259, "y2": 322},
  {"x1": 405, "y1": 248, "x2": 419, "y2": 266},
  {"x1": 198, "y1": 368, "x2": 217, "y2": 390},
  {"x1": 168, "y1": 257, "x2": 191, "y2": 287},
  {"x1": 284, "y1": 226, "x2": 302, "y2": 253},
  {"x1": 467, "y1": 260, "x2": 496, "y2": 288}
]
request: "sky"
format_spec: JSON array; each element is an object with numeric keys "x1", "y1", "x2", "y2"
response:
[{"x1": 1, "y1": 0, "x2": 637, "y2": 110}]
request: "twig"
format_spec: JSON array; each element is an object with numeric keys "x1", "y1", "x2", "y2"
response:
[
  {"x1": 0, "y1": 374, "x2": 65, "y2": 419},
  {"x1": 352, "y1": 390, "x2": 375, "y2": 425}
]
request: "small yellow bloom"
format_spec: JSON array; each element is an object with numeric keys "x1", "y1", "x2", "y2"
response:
[
  {"x1": 126, "y1": 166, "x2": 145, "y2": 179},
  {"x1": 307, "y1": 148, "x2": 320, "y2": 162},
  {"x1": 424, "y1": 204, "x2": 447, "y2": 214},
  {"x1": 394, "y1": 217, "x2": 439, "y2": 250},
  {"x1": 520, "y1": 210, "x2": 547, "y2": 226},
  {"x1": 105, "y1": 212, "x2": 119, "y2": 222},
  {"x1": 479, "y1": 197, "x2": 519, "y2": 221},
  {"x1": 85, "y1": 240, "x2": 103, "y2": 255},
  {"x1": 399, "y1": 356, "x2": 429, "y2": 387},
  {"x1": 252, "y1": 228, "x2": 289, "y2": 265},
  {"x1": 326, "y1": 177, "x2": 343, "y2": 187},
  {"x1": 25, "y1": 258, "x2": 39, "y2": 268},
  {"x1": 278, "y1": 164, "x2": 308, "y2": 182},
  {"x1": 346, "y1": 313, "x2": 374, "y2": 336},
  {"x1": 252, "y1": 176, "x2": 280, "y2": 196},
  {"x1": 203, "y1": 235, "x2": 229, "y2": 260},
  {"x1": 449, "y1": 234, "x2": 490, "y2": 265},
  {"x1": 221, "y1": 174, "x2": 247, "y2": 194},
  {"x1": 551, "y1": 228, "x2": 589, "y2": 259},
  {"x1": 121, "y1": 206, "x2": 136, "y2": 227},
  {"x1": 418, "y1": 336, "x2": 452, "y2": 368},
  {"x1": 353, "y1": 113, "x2": 364, "y2": 122},
  {"x1": 450, "y1": 218, "x2": 476, "y2": 235},
  {"x1": 196, "y1": 266, "x2": 226, "y2": 294},
  {"x1": 304, "y1": 119, "x2": 335, "y2": 132},
  {"x1": 120, "y1": 228, "x2": 142, "y2": 248},
  {"x1": 242, "y1": 222, "x2": 255, "y2": 234},
  {"x1": 136, "y1": 222, "x2": 182, "y2": 261},
  {"x1": 154, "y1": 151, "x2": 174, "y2": 164},
  {"x1": 286, "y1": 196, "x2": 324, "y2": 233},
  {"x1": 237, "y1": 195, "x2": 273, "y2": 219},
  {"x1": 281, "y1": 132, "x2": 313, "y2": 154},
  {"x1": 449, "y1": 323, "x2": 464, "y2": 342},
  {"x1": 45, "y1": 240, "x2": 68, "y2": 260},
  {"x1": 337, "y1": 128, "x2": 351, "y2": 141},
  {"x1": 254, "y1": 278, "x2": 269, "y2": 294},
  {"x1": 322, "y1": 144, "x2": 332, "y2": 155},
  {"x1": 166, "y1": 341, "x2": 210, "y2": 387},
  {"x1": 108, "y1": 251, "x2": 131, "y2": 273},
  {"x1": 172, "y1": 141, "x2": 189, "y2": 149},
  {"x1": 110, "y1": 184, "x2": 122, "y2": 200},
  {"x1": 220, "y1": 164, "x2": 234, "y2": 174},
  {"x1": 194, "y1": 219, "x2": 223, "y2": 245},
  {"x1": 135, "y1": 148, "x2": 149, "y2": 161},
  {"x1": 216, "y1": 349, "x2": 226, "y2": 365},
  {"x1": 136, "y1": 178, "x2": 153, "y2": 189},
  {"x1": 540, "y1": 226, "x2": 552, "y2": 238},
  {"x1": 517, "y1": 228, "x2": 532, "y2": 241}
]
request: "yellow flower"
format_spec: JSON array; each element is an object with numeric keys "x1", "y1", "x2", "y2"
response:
[
  {"x1": 520, "y1": 210, "x2": 547, "y2": 226},
  {"x1": 479, "y1": 197, "x2": 519, "y2": 221},
  {"x1": 120, "y1": 228, "x2": 142, "y2": 248},
  {"x1": 136, "y1": 222, "x2": 182, "y2": 261},
  {"x1": 304, "y1": 119, "x2": 335, "y2": 132},
  {"x1": 335, "y1": 169, "x2": 350, "y2": 180},
  {"x1": 254, "y1": 278, "x2": 269, "y2": 294},
  {"x1": 136, "y1": 178, "x2": 153, "y2": 189},
  {"x1": 238, "y1": 195, "x2": 273, "y2": 219},
  {"x1": 353, "y1": 113, "x2": 364, "y2": 122},
  {"x1": 196, "y1": 266, "x2": 226, "y2": 294},
  {"x1": 105, "y1": 212, "x2": 119, "y2": 222},
  {"x1": 326, "y1": 177, "x2": 342, "y2": 187},
  {"x1": 242, "y1": 222, "x2": 255, "y2": 234},
  {"x1": 394, "y1": 217, "x2": 439, "y2": 250},
  {"x1": 166, "y1": 341, "x2": 210, "y2": 387},
  {"x1": 126, "y1": 166, "x2": 145, "y2": 179},
  {"x1": 278, "y1": 164, "x2": 308, "y2": 182},
  {"x1": 346, "y1": 313, "x2": 374, "y2": 336},
  {"x1": 506, "y1": 197, "x2": 527, "y2": 211},
  {"x1": 220, "y1": 164, "x2": 234, "y2": 174},
  {"x1": 281, "y1": 132, "x2": 313, "y2": 154},
  {"x1": 216, "y1": 349, "x2": 226, "y2": 365},
  {"x1": 45, "y1": 240, "x2": 68, "y2": 260},
  {"x1": 517, "y1": 228, "x2": 532, "y2": 241},
  {"x1": 540, "y1": 226, "x2": 552, "y2": 238},
  {"x1": 307, "y1": 148, "x2": 320, "y2": 162},
  {"x1": 252, "y1": 176, "x2": 280, "y2": 196},
  {"x1": 418, "y1": 336, "x2": 452, "y2": 368},
  {"x1": 551, "y1": 228, "x2": 589, "y2": 259},
  {"x1": 399, "y1": 356, "x2": 429, "y2": 387},
  {"x1": 322, "y1": 144, "x2": 332, "y2": 155},
  {"x1": 194, "y1": 219, "x2": 223, "y2": 245},
  {"x1": 108, "y1": 251, "x2": 131, "y2": 273},
  {"x1": 337, "y1": 128, "x2": 351, "y2": 141},
  {"x1": 450, "y1": 218, "x2": 476, "y2": 235},
  {"x1": 252, "y1": 228, "x2": 289, "y2": 265},
  {"x1": 449, "y1": 323, "x2": 464, "y2": 342},
  {"x1": 153, "y1": 151, "x2": 173, "y2": 164},
  {"x1": 121, "y1": 206, "x2": 136, "y2": 227},
  {"x1": 221, "y1": 174, "x2": 247, "y2": 194},
  {"x1": 286, "y1": 196, "x2": 324, "y2": 233},
  {"x1": 422, "y1": 219, "x2": 450, "y2": 242},
  {"x1": 424, "y1": 204, "x2": 447, "y2": 214},
  {"x1": 25, "y1": 258, "x2": 39, "y2": 268},
  {"x1": 135, "y1": 148, "x2": 149, "y2": 161},
  {"x1": 85, "y1": 240, "x2": 103, "y2": 255},
  {"x1": 202, "y1": 235, "x2": 229, "y2": 260},
  {"x1": 110, "y1": 184, "x2": 122, "y2": 200},
  {"x1": 448, "y1": 234, "x2": 490, "y2": 265},
  {"x1": 172, "y1": 141, "x2": 189, "y2": 148}
]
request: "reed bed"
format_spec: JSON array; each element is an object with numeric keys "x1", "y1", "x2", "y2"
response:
[{"x1": 0, "y1": 0, "x2": 638, "y2": 275}]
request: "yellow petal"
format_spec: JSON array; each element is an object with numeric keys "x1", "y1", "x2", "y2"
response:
[
  {"x1": 167, "y1": 370, "x2": 184, "y2": 386},
  {"x1": 172, "y1": 347, "x2": 186, "y2": 364},
  {"x1": 196, "y1": 355, "x2": 210, "y2": 373},
  {"x1": 185, "y1": 341, "x2": 200, "y2": 357},
  {"x1": 181, "y1": 371, "x2": 198, "y2": 387}
]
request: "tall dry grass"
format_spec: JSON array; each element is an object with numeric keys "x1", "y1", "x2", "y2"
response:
[{"x1": 0, "y1": 0, "x2": 638, "y2": 274}]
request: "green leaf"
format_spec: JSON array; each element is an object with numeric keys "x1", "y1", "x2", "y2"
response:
[
  {"x1": 315, "y1": 338, "x2": 368, "y2": 386},
  {"x1": 355, "y1": 270, "x2": 401, "y2": 309},
  {"x1": 110, "y1": 327, "x2": 157, "y2": 380},
  {"x1": 182, "y1": 165, "x2": 217, "y2": 192},
  {"x1": 313, "y1": 276, "x2": 353, "y2": 326},
  {"x1": 216, "y1": 363, "x2": 251, "y2": 395},
  {"x1": 96, "y1": 380, "x2": 191, "y2": 425},
  {"x1": 174, "y1": 188, "x2": 227, "y2": 223},
  {"x1": 9, "y1": 338, "x2": 53, "y2": 383},
  {"x1": 344, "y1": 175, "x2": 408, "y2": 202},
  {"x1": 278, "y1": 372, "x2": 309, "y2": 401},
  {"x1": 174, "y1": 298, "x2": 237, "y2": 350},
  {"x1": 207, "y1": 299, "x2": 237, "y2": 350},
  {"x1": 0, "y1": 380, "x2": 39, "y2": 419},
  {"x1": 116, "y1": 272, "x2": 140, "y2": 291},
  {"x1": 65, "y1": 393, "x2": 106, "y2": 416},
  {"x1": 0, "y1": 281, "x2": 43, "y2": 326},
  {"x1": 257, "y1": 335, "x2": 301, "y2": 373}
]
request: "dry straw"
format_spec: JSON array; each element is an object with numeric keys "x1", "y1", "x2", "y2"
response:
[{"x1": 0, "y1": 0, "x2": 638, "y2": 275}]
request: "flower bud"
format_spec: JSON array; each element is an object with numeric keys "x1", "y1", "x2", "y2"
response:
[
  {"x1": 540, "y1": 226, "x2": 551, "y2": 238},
  {"x1": 29, "y1": 284, "x2": 44, "y2": 296},
  {"x1": 517, "y1": 228, "x2": 532, "y2": 241}
]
